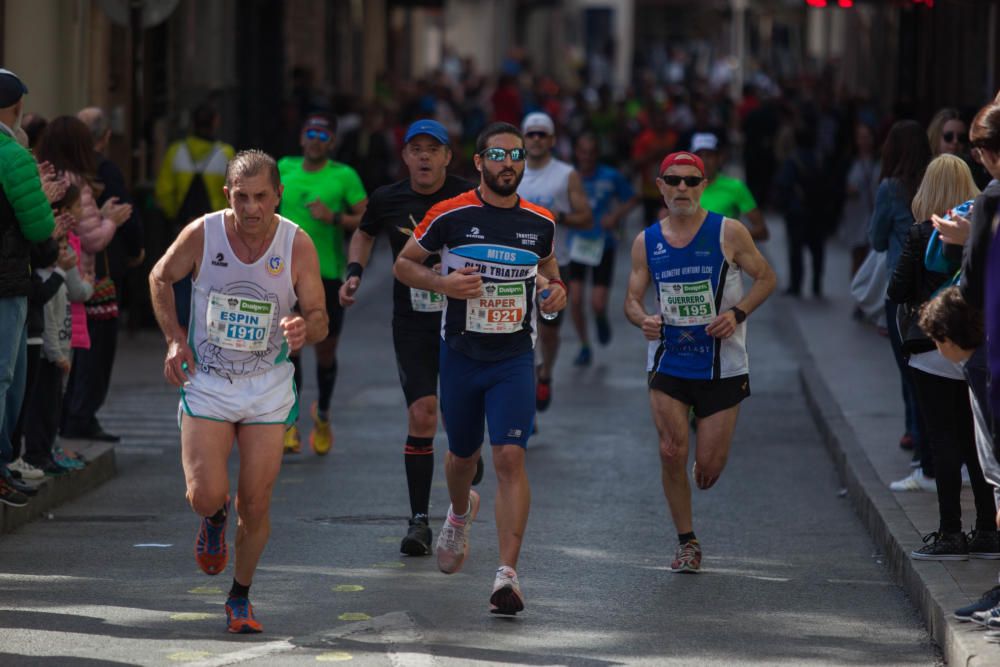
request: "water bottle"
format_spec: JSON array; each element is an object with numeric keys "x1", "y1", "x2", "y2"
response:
[{"x1": 539, "y1": 289, "x2": 558, "y2": 321}]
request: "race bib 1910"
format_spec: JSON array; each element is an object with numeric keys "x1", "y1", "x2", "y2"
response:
[
  {"x1": 410, "y1": 287, "x2": 446, "y2": 312},
  {"x1": 659, "y1": 280, "x2": 717, "y2": 327},
  {"x1": 465, "y1": 282, "x2": 526, "y2": 334},
  {"x1": 206, "y1": 292, "x2": 275, "y2": 352},
  {"x1": 568, "y1": 234, "x2": 605, "y2": 267}
]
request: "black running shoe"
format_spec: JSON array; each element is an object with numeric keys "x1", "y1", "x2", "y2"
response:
[
  {"x1": 595, "y1": 314, "x2": 611, "y2": 346},
  {"x1": 968, "y1": 529, "x2": 1000, "y2": 559},
  {"x1": 471, "y1": 456, "x2": 484, "y2": 486},
  {"x1": 911, "y1": 531, "x2": 968, "y2": 561},
  {"x1": 955, "y1": 585, "x2": 1000, "y2": 621},
  {"x1": 400, "y1": 516, "x2": 432, "y2": 556}
]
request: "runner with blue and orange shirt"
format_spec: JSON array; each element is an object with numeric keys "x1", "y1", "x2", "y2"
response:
[{"x1": 394, "y1": 122, "x2": 566, "y2": 616}]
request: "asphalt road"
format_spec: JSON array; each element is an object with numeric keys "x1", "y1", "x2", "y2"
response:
[{"x1": 0, "y1": 234, "x2": 941, "y2": 666}]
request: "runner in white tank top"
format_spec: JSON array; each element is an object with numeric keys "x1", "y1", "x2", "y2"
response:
[
  {"x1": 516, "y1": 112, "x2": 593, "y2": 414},
  {"x1": 149, "y1": 150, "x2": 328, "y2": 634}
]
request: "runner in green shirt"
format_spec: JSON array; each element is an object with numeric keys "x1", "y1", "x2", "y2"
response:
[
  {"x1": 277, "y1": 112, "x2": 368, "y2": 455},
  {"x1": 691, "y1": 132, "x2": 769, "y2": 242}
]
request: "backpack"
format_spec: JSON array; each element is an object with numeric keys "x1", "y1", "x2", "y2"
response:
[{"x1": 173, "y1": 142, "x2": 221, "y2": 233}]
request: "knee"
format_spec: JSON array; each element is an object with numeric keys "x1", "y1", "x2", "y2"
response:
[
  {"x1": 492, "y1": 447, "x2": 525, "y2": 481},
  {"x1": 235, "y1": 492, "x2": 272, "y2": 525},
  {"x1": 408, "y1": 399, "x2": 437, "y2": 434},
  {"x1": 570, "y1": 287, "x2": 584, "y2": 307},
  {"x1": 658, "y1": 436, "x2": 687, "y2": 468},
  {"x1": 695, "y1": 450, "x2": 727, "y2": 480},
  {"x1": 187, "y1": 485, "x2": 228, "y2": 518}
]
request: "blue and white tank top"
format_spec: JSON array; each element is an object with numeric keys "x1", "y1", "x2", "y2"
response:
[
  {"x1": 189, "y1": 211, "x2": 298, "y2": 381},
  {"x1": 645, "y1": 212, "x2": 748, "y2": 380}
]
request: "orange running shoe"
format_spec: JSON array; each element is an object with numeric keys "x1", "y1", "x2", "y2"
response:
[
  {"x1": 194, "y1": 500, "x2": 229, "y2": 575},
  {"x1": 225, "y1": 596, "x2": 263, "y2": 633}
]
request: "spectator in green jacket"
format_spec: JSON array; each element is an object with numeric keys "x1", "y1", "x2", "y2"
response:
[{"x1": 0, "y1": 68, "x2": 55, "y2": 507}]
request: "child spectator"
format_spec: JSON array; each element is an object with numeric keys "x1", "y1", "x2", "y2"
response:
[{"x1": 22, "y1": 185, "x2": 93, "y2": 473}]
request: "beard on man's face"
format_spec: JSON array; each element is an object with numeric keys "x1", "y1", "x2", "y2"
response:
[{"x1": 482, "y1": 165, "x2": 523, "y2": 197}]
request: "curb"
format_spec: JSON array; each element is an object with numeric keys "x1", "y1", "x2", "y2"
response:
[
  {"x1": 1, "y1": 441, "x2": 117, "y2": 535},
  {"x1": 797, "y1": 346, "x2": 1000, "y2": 666}
]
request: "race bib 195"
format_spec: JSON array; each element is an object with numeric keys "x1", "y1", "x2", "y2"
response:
[
  {"x1": 659, "y1": 280, "x2": 717, "y2": 327},
  {"x1": 465, "y1": 282, "x2": 526, "y2": 334},
  {"x1": 206, "y1": 292, "x2": 275, "y2": 352}
]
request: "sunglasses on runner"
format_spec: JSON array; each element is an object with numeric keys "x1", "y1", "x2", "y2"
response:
[
  {"x1": 942, "y1": 131, "x2": 967, "y2": 144},
  {"x1": 479, "y1": 147, "x2": 526, "y2": 162},
  {"x1": 661, "y1": 175, "x2": 705, "y2": 187},
  {"x1": 525, "y1": 131, "x2": 550, "y2": 140},
  {"x1": 305, "y1": 128, "x2": 331, "y2": 142}
]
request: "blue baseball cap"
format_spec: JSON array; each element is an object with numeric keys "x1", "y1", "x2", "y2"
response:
[
  {"x1": 404, "y1": 119, "x2": 449, "y2": 145},
  {"x1": 0, "y1": 69, "x2": 27, "y2": 108}
]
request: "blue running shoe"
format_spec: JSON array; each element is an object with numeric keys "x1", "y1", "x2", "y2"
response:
[{"x1": 573, "y1": 346, "x2": 592, "y2": 367}]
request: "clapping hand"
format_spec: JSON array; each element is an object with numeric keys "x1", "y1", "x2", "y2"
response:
[{"x1": 100, "y1": 197, "x2": 133, "y2": 226}]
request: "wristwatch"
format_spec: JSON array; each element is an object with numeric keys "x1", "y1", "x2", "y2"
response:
[{"x1": 730, "y1": 306, "x2": 747, "y2": 323}]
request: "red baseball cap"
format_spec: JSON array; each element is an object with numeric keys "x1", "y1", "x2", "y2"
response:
[{"x1": 659, "y1": 151, "x2": 705, "y2": 178}]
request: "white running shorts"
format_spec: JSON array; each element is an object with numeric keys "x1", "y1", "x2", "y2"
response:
[{"x1": 178, "y1": 363, "x2": 297, "y2": 427}]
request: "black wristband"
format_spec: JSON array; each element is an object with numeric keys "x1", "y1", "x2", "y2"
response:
[
  {"x1": 730, "y1": 306, "x2": 747, "y2": 323},
  {"x1": 346, "y1": 262, "x2": 364, "y2": 280},
  {"x1": 333, "y1": 212, "x2": 343, "y2": 226}
]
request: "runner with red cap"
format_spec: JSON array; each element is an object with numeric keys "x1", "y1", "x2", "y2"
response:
[{"x1": 624, "y1": 150, "x2": 776, "y2": 573}]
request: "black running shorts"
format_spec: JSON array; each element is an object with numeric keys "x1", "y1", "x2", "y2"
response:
[
  {"x1": 648, "y1": 372, "x2": 750, "y2": 418},
  {"x1": 567, "y1": 246, "x2": 615, "y2": 288},
  {"x1": 393, "y1": 321, "x2": 440, "y2": 406}
]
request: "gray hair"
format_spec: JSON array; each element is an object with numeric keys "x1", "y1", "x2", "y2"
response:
[
  {"x1": 225, "y1": 149, "x2": 281, "y2": 191},
  {"x1": 77, "y1": 107, "x2": 109, "y2": 144}
]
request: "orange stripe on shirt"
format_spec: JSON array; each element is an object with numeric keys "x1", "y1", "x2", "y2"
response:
[
  {"x1": 413, "y1": 189, "x2": 482, "y2": 241},
  {"x1": 518, "y1": 198, "x2": 556, "y2": 224}
]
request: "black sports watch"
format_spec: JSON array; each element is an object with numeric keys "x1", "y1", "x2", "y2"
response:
[{"x1": 730, "y1": 306, "x2": 747, "y2": 324}]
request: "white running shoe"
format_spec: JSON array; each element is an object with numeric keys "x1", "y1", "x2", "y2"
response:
[
  {"x1": 436, "y1": 490, "x2": 480, "y2": 574},
  {"x1": 8, "y1": 458, "x2": 44, "y2": 481},
  {"x1": 489, "y1": 565, "x2": 525, "y2": 615},
  {"x1": 889, "y1": 468, "x2": 936, "y2": 492}
]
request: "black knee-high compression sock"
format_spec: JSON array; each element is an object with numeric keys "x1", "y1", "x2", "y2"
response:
[
  {"x1": 316, "y1": 360, "x2": 338, "y2": 418},
  {"x1": 404, "y1": 435, "x2": 434, "y2": 518}
]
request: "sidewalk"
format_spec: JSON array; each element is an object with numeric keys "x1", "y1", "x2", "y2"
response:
[
  {"x1": 766, "y1": 219, "x2": 1000, "y2": 666},
  {"x1": 0, "y1": 329, "x2": 172, "y2": 536}
]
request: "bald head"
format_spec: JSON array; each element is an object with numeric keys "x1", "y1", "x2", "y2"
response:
[{"x1": 77, "y1": 107, "x2": 110, "y2": 152}]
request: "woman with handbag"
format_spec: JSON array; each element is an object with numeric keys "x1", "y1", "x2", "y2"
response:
[
  {"x1": 887, "y1": 154, "x2": 998, "y2": 560},
  {"x1": 33, "y1": 117, "x2": 132, "y2": 442}
]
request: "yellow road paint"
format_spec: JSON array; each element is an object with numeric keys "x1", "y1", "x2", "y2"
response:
[
  {"x1": 316, "y1": 651, "x2": 353, "y2": 662},
  {"x1": 338, "y1": 612, "x2": 371, "y2": 621},
  {"x1": 188, "y1": 586, "x2": 223, "y2": 594},
  {"x1": 332, "y1": 584, "x2": 364, "y2": 592},
  {"x1": 169, "y1": 612, "x2": 215, "y2": 621},
  {"x1": 167, "y1": 651, "x2": 213, "y2": 661},
  {"x1": 378, "y1": 536, "x2": 398, "y2": 544},
  {"x1": 372, "y1": 562, "x2": 404, "y2": 569}
]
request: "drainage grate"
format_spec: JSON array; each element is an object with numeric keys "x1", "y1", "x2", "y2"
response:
[{"x1": 304, "y1": 515, "x2": 407, "y2": 526}]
